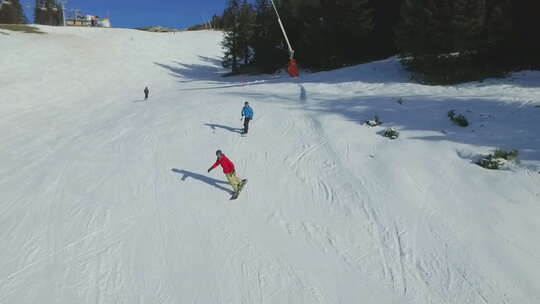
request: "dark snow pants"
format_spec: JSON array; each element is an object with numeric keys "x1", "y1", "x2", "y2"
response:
[{"x1": 243, "y1": 118, "x2": 251, "y2": 134}]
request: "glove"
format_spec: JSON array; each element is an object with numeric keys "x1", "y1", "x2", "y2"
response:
[
  {"x1": 207, "y1": 168, "x2": 211, "y2": 173},
  {"x1": 240, "y1": 117, "x2": 243, "y2": 121}
]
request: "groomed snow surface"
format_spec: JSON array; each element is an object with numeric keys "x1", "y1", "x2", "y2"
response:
[{"x1": 1, "y1": 25, "x2": 539, "y2": 304}]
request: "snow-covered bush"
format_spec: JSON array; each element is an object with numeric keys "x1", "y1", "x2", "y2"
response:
[
  {"x1": 364, "y1": 115, "x2": 382, "y2": 127},
  {"x1": 476, "y1": 155, "x2": 505, "y2": 169},
  {"x1": 493, "y1": 149, "x2": 519, "y2": 161},
  {"x1": 383, "y1": 128, "x2": 399, "y2": 139},
  {"x1": 448, "y1": 110, "x2": 469, "y2": 127},
  {"x1": 476, "y1": 149, "x2": 519, "y2": 170}
]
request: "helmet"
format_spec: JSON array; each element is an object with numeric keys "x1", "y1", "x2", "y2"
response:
[
  {"x1": 244, "y1": 101, "x2": 249, "y2": 105},
  {"x1": 216, "y1": 150, "x2": 223, "y2": 156}
]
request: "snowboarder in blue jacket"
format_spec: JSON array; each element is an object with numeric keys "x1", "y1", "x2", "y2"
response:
[{"x1": 241, "y1": 102, "x2": 254, "y2": 134}]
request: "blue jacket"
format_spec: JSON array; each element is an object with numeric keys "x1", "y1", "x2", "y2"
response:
[{"x1": 241, "y1": 105, "x2": 254, "y2": 119}]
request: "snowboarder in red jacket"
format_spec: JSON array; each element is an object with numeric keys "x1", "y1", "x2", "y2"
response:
[{"x1": 207, "y1": 150, "x2": 246, "y2": 197}]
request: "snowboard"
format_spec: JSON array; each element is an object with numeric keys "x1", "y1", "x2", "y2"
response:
[{"x1": 230, "y1": 179, "x2": 248, "y2": 200}]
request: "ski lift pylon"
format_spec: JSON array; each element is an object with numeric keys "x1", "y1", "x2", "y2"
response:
[{"x1": 270, "y1": 0, "x2": 299, "y2": 78}]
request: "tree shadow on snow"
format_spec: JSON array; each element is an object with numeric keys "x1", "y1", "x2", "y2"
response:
[
  {"x1": 156, "y1": 55, "x2": 538, "y2": 94},
  {"x1": 321, "y1": 95, "x2": 540, "y2": 164},
  {"x1": 240, "y1": 89, "x2": 540, "y2": 166},
  {"x1": 171, "y1": 169, "x2": 233, "y2": 194},
  {"x1": 458, "y1": 71, "x2": 540, "y2": 89},
  {"x1": 155, "y1": 60, "x2": 224, "y2": 83},
  {"x1": 154, "y1": 56, "x2": 413, "y2": 92},
  {"x1": 155, "y1": 59, "x2": 286, "y2": 91},
  {"x1": 205, "y1": 123, "x2": 243, "y2": 134}
]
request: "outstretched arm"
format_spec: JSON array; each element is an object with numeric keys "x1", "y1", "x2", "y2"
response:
[{"x1": 208, "y1": 159, "x2": 220, "y2": 172}]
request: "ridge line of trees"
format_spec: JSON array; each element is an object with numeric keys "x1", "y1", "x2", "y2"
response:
[
  {"x1": 0, "y1": 0, "x2": 64, "y2": 26},
  {"x1": 218, "y1": 0, "x2": 540, "y2": 83}
]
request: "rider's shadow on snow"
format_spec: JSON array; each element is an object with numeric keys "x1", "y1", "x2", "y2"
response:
[
  {"x1": 205, "y1": 123, "x2": 243, "y2": 134},
  {"x1": 171, "y1": 169, "x2": 233, "y2": 194},
  {"x1": 299, "y1": 84, "x2": 307, "y2": 102}
]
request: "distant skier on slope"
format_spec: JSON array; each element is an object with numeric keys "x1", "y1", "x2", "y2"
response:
[
  {"x1": 144, "y1": 86, "x2": 149, "y2": 100},
  {"x1": 240, "y1": 102, "x2": 254, "y2": 135},
  {"x1": 207, "y1": 150, "x2": 247, "y2": 199}
]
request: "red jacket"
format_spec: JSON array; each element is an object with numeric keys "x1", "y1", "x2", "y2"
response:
[{"x1": 210, "y1": 155, "x2": 235, "y2": 174}]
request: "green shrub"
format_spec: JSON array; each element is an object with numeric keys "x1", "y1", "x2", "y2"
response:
[
  {"x1": 476, "y1": 155, "x2": 504, "y2": 169},
  {"x1": 448, "y1": 110, "x2": 469, "y2": 127},
  {"x1": 383, "y1": 128, "x2": 399, "y2": 139},
  {"x1": 493, "y1": 149, "x2": 519, "y2": 161},
  {"x1": 476, "y1": 149, "x2": 519, "y2": 170}
]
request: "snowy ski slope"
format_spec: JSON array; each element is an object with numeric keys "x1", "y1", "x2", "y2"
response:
[{"x1": 1, "y1": 25, "x2": 540, "y2": 303}]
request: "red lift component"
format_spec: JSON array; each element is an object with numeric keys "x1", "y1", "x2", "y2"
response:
[
  {"x1": 288, "y1": 58, "x2": 299, "y2": 77},
  {"x1": 270, "y1": 0, "x2": 299, "y2": 78}
]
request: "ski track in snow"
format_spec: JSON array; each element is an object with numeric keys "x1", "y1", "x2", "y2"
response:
[{"x1": 1, "y1": 26, "x2": 539, "y2": 304}]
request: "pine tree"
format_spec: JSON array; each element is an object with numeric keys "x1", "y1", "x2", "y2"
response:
[
  {"x1": 396, "y1": 0, "x2": 519, "y2": 83},
  {"x1": 339, "y1": 0, "x2": 374, "y2": 63},
  {"x1": 396, "y1": 0, "x2": 453, "y2": 59},
  {"x1": 237, "y1": 0, "x2": 255, "y2": 66},
  {"x1": 221, "y1": 0, "x2": 241, "y2": 72},
  {"x1": 287, "y1": 0, "x2": 373, "y2": 69},
  {"x1": 211, "y1": 14, "x2": 224, "y2": 29},
  {"x1": 251, "y1": 0, "x2": 289, "y2": 72},
  {"x1": 369, "y1": 0, "x2": 404, "y2": 58},
  {"x1": 396, "y1": 0, "x2": 479, "y2": 82},
  {"x1": 34, "y1": 0, "x2": 63, "y2": 26},
  {"x1": 507, "y1": 0, "x2": 539, "y2": 68},
  {"x1": 452, "y1": 0, "x2": 486, "y2": 56},
  {"x1": 0, "y1": 0, "x2": 28, "y2": 24},
  {"x1": 476, "y1": 0, "x2": 512, "y2": 64}
]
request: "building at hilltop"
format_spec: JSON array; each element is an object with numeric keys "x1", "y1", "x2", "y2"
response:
[{"x1": 66, "y1": 14, "x2": 111, "y2": 28}]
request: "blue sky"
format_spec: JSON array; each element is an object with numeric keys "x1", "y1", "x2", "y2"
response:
[{"x1": 24, "y1": 0, "x2": 227, "y2": 29}]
